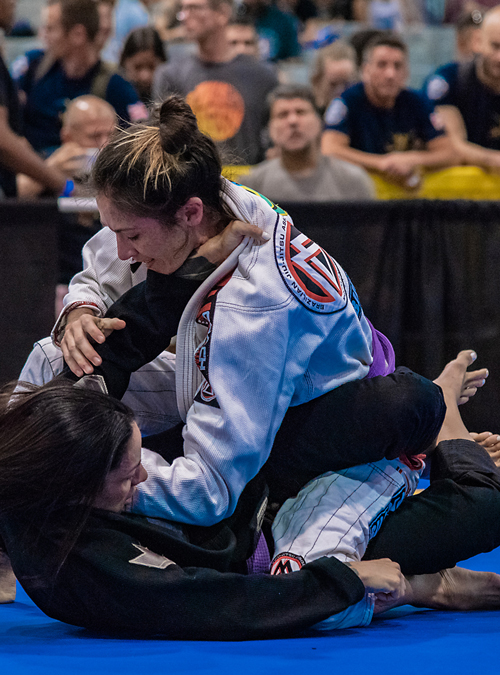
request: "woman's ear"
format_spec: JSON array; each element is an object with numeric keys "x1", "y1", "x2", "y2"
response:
[{"x1": 177, "y1": 197, "x2": 204, "y2": 228}]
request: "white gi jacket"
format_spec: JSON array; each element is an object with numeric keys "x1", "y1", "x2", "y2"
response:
[{"x1": 132, "y1": 180, "x2": 375, "y2": 525}]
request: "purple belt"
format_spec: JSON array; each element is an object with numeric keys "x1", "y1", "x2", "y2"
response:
[{"x1": 366, "y1": 319, "x2": 395, "y2": 378}]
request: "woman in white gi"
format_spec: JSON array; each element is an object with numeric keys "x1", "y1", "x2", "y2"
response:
[{"x1": 48, "y1": 94, "x2": 448, "y2": 530}]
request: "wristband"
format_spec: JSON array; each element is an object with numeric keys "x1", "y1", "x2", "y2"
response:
[{"x1": 61, "y1": 179, "x2": 75, "y2": 197}]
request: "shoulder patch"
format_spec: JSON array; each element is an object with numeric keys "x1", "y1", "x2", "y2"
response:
[
  {"x1": 325, "y1": 98, "x2": 347, "y2": 126},
  {"x1": 275, "y1": 217, "x2": 348, "y2": 314},
  {"x1": 129, "y1": 543, "x2": 175, "y2": 569},
  {"x1": 426, "y1": 75, "x2": 449, "y2": 101},
  {"x1": 270, "y1": 552, "x2": 305, "y2": 575},
  {"x1": 127, "y1": 101, "x2": 148, "y2": 122}
]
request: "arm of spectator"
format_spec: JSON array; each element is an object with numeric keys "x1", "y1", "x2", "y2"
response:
[
  {"x1": 377, "y1": 135, "x2": 458, "y2": 175},
  {"x1": 17, "y1": 142, "x2": 87, "y2": 198},
  {"x1": 321, "y1": 129, "x2": 391, "y2": 172},
  {"x1": 0, "y1": 106, "x2": 66, "y2": 195},
  {"x1": 437, "y1": 104, "x2": 500, "y2": 169}
]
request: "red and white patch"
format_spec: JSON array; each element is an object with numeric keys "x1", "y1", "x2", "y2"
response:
[
  {"x1": 270, "y1": 552, "x2": 305, "y2": 575},
  {"x1": 274, "y1": 217, "x2": 347, "y2": 314},
  {"x1": 127, "y1": 101, "x2": 148, "y2": 122}
]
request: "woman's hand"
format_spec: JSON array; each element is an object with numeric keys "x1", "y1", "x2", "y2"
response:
[
  {"x1": 61, "y1": 307, "x2": 126, "y2": 377},
  {"x1": 347, "y1": 558, "x2": 406, "y2": 597},
  {"x1": 194, "y1": 220, "x2": 270, "y2": 266}
]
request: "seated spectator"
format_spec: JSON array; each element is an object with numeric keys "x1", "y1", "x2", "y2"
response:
[
  {"x1": 120, "y1": 26, "x2": 167, "y2": 103},
  {"x1": 443, "y1": 0, "x2": 499, "y2": 24},
  {"x1": 102, "y1": 0, "x2": 159, "y2": 62},
  {"x1": 238, "y1": 0, "x2": 301, "y2": 61},
  {"x1": 455, "y1": 9, "x2": 484, "y2": 60},
  {"x1": 425, "y1": 5, "x2": 500, "y2": 169},
  {"x1": 0, "y1": 0, "x2": 67, "y2": 198},
  {"x1": 153, "y1": 0, "x2": 278, "y2": 165},
  {"x1": 322, "y1": 34, "x2": 456, "y2": 188},
  {"x1": 95, "y1": 0, "x2": 116, "y2": 54},
  {"x1": 17, "y1": 95, "x2": 117, "y2": 198},
  {"x1": 310, "y1": 40, "x2": 357, "y2": 116},
  {"x1": 17, "y1": 96, "x2": 117, "y2": 313},
  {"x1": 15, "y1": 0, "x2": 148, "y2": 154},
  {"x1": 154, "y1": 0, "x2": 186, "y2": 42},
  {"x1": 243, "y1": 85, "x2": 375, "y2": 201},
  {"x1": 349, "y1": 28, "x2": 386, "y2": 68},
  {"x1": 226, "y1": 17, "x2": 260, "y2": 58}
]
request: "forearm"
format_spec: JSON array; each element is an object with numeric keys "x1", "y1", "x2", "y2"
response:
[
  {"x1": 322, "y1": 135, "x2": 383, "y2": 171},
  {"x1": 0, "y1": 130, "x2": 64, "y2": 194},
  {"x1": 453, "y1": 137, "x2": 500, "y2": 168}
]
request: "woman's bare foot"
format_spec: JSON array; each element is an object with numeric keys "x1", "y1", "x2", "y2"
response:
[
  {"x1": 434, "y1": 350, "x2": 488, "y2": 406},
  {"x1": 0, "y1": 550, "x2": 16, "y2": 604},
  {"x1": 406, "y1": 566, "x2": 500, "y2": 611},
  {"x1": 433, "y1": 351, "x2": 479, "y2": 444},
  {"x1": 470, "y1": 432, "x2": 500, "y2": 467}
]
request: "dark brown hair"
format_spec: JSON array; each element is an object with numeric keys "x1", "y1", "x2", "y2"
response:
[
  {"x1": 119, "y1": 26, "x2": 167, "y2": 67},
  {"x1": 91, "y1": 95, "x2": 227, "y2": 224},
  {"x1": 0, "y1": 380, "x2": 134, "y2": 575},
  {"x1": 362, "y1": 33, "x2": 408, "y2": 63},
  {"x1": 47, "y1": 0, "x2": 100, "y2": 42}
]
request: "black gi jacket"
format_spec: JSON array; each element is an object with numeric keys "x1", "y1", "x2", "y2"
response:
[{"x1": 0, "y1": 504, "x2": 365, "y2": 640}]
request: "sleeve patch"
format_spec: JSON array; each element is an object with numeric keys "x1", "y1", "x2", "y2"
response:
[
  {"x1": 324, "y1": 98, "x2": 347, "y2": 126},
  {"x1": 270, "y1": 552, "x2": 305, "y2": 574},
  {"x1": 274, "y1": 217, "x2": 348, "y2": 314},
  {"x1": 426, "y1": 76, "x2": 449, "y2": 101}
]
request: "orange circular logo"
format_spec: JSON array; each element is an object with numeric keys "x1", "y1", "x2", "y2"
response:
[{"x1": 186, "y1": 81, "x2": 245, "y2": 141}]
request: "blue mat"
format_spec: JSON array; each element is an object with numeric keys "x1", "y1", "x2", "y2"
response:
[{"x1": 1, "y1": 544, "x2": 500, "y2": 675}]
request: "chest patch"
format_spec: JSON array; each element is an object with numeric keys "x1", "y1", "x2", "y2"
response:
[
  {"x1": 129, "y1": 543, "x2": 175, "y2": 569},
  {"x1": 275, "y1": 217, "x2": 347, "y2": 314}
]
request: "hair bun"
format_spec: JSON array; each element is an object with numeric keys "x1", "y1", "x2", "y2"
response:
[{"x1": 159, "y1": 95, "x2": 198, "y2": 156}]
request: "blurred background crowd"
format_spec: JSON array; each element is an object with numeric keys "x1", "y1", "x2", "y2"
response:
[{"x1": 2, "y1": 0, "x2": 500, "y2": 307}]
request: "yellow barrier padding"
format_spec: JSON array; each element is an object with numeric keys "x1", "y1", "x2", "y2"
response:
[
  {"x1": 225, "y1": 165, "x2": 500, "y2": 200},
  {"x1": 371, "y1": 166, "x2": 500, "y2": 200}
]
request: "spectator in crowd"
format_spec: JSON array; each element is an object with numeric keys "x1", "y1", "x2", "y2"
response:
[
  {"x1": 17, "y1": 95, "x2": 116, "y2": 198},
  {"x1": 455, "y1": 9, "x2": 484, "y2": 60},
  {"x1": 95, "y1": 0, "x2": 116, "y2": 53},
  {"x1": 153, "y1": 0, "x2": 278, "y2": 164},
  {"x1": 154, "y1": 0, "x2": 186, "y2": 42},
  {"x1": 16, "y1": 0, "x2": 148, "y2": 154},
  {"x1": 443, "y1": 0, "x2": 499, "y2": 23},
  {"x1": 0, "y1": 0, "x2": 67, "y2": 198},
  {"x1": 120, "y1": 26, "x2": 166, "y2": 103},
  {"x1": 425, "y1": 5, "x2": 500, "y2": 169},
  {"x1": 349, "y1": 28, "x2": 386, "y2": 68},
  {"x1": 310, "y1": 40, "x2": 357, "y2": 116},
  {"x1": 243, "y1": 85, "x2": 375, "y2": 201},
  {"x1": 238, "y1": 0, "x2": 301, "y2": 61},
  {"x1": 226, "y1": 17, "x2": 260, "y2": 58},
  {"x1": 322, "y1": 34, "x2": 456, "y2": 187},
  {"x1": 17, "y1": 95, "x2": 117, "y2": 314},
  {"x1": 102, "y1": 0, "x2": 159, "y2": 61}
]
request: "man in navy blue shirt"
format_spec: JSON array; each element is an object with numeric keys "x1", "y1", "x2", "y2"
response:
[
  {"x1": 322, "y1": 34, "x2": 455, "y2": 186},
  {"x1": 0, "y1": 0, "x2": 67, "y2": 197},
  {"x1": 15, "y1": 0, "x2": 147, "y2": 154},
  {"x1": 425, "y1": 6, "x2": 500, "y2": 169}
]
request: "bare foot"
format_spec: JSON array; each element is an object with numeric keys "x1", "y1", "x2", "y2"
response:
[
  {"x1": 433, "y1": 351, "x2": 478, "y2": 444},
  {"x1": 407, "y1": 566, "x2": 500, "y2": 611},
  {"x1": 0, "y1": 550, "x2": 16, "y2": 604},
  {"x1": 433, "y1": 350, "x2": 487, "y2": 406},
  {"x1": 471, "y1": 431, "x2": 500, "y2": 467}
]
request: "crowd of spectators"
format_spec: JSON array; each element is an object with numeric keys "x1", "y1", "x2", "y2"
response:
[{"x1": 2, "y1": 0, "x2": 500, "y2": 281}]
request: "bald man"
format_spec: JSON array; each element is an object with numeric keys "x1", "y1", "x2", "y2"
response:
[
  {"x1": 17, "y1": 95, "x2": 116, "y2": 198},
  {"x1": 425, "y1": 5, "x2": 500, "y2": 168}
]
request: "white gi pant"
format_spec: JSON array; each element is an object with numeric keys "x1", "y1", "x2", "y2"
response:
[
  {"x1": 271, "y1": 457, "x2": 424, "y2": 630},
  {"x1": 17, "y1": 338, "x2": 181, "y2": 436}
]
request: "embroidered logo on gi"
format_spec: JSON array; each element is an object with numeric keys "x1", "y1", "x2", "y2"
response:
[
  {"x1": 129, "y1": 544, "x2": 175, "y2": 569},
  {"x1": 270, "y1": 552, "x2": 305, "y2": 575},
  {"x1": 368, "y1": 485, "x2": 406, "y2": 540},
  {"x1": 193, "y1": 273, "x2": 232, "y2": 408},
  {"x1": 275, "y1": 217, "x2": 347, "y2": 314}
]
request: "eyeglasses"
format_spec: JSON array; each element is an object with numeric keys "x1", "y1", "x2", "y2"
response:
[{"x1": 176, "y1": 3, "x2": 210, "y2": 20}]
